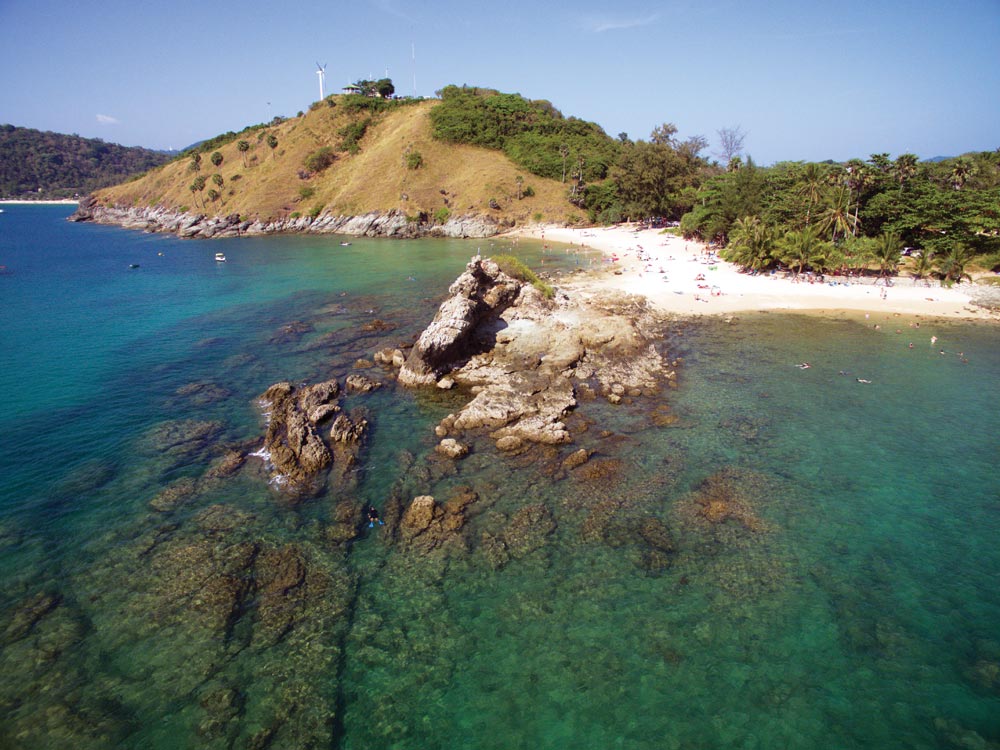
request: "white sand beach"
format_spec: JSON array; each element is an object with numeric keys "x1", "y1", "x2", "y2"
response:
[{"x1": 511, "y1": 224, "x2": 996, "y2": 321}]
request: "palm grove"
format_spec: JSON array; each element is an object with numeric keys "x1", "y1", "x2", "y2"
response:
[{"x1": 431, "y1": 86, "x2": 1000, "y2": 282}]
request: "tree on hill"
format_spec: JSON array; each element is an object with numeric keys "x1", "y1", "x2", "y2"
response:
[
  {"x1": 266, "y1": 134, "x2": 278, "y2": 158},
  {"x1": 237, "y1": 140, "x2": 250, "y2": 167},
  {"x1": 210, "y1": 151, "x2": 223, "y2": 167}
]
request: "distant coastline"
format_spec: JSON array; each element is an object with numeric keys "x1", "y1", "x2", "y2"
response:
[{"x1": 1, "y1": 199, "x2": 80, "y2": 205}]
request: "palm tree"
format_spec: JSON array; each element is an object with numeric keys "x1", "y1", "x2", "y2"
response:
[
  {"x1": 210, "y1": 151, "x2": 223, "y2": 167},
  {"x1": 559, "y1": 144, "x2": 570, "y2": 183},
  {"x1": 212, "y1": 173, "x2": 224, "y2": 189},
  {"x1": 266, "y1": 134, "x2": 279, "y2": 159},
  {"x1": 844, "y1": 158, "x2": 873, "y2": 230},
  {"x1": 841, "y1": 235, "x2": 876, "y2": 276},
  {"x1": 894, "y1": 153, "x2": 918, "y2": 192},
  {"x1": 950, "y1": 158, "x2": 974, "y2": 190},
  {"x1": 910, "y1": 250, "x2": 935, "y2": 285},
  {"x1": 796, "y1": 163, "x2": 827, "y2": 226},
  {"x1": 237, "y1": 140, "x2": 250, "y2": 167},
  {"x1": 937, "y1": 245, "x2": 974, "y2": 284},
  {"x1": 778, "y1": 225, "x2": 829, "y2": 277},
  {"x1": 873, "y1": 230, "x2": 902, "y2": 279},
  {"x1": 725, "y1": 215, "x2": 774, "y2": 272},
  {"x1": 816, "y1": 185, "x2": 858, "y2": 241},
  {"x1": 191, "y1": 175, "x2": 207, "y2": 208}
]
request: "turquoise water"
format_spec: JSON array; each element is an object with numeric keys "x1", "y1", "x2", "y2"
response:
[{"x1": 1, "y1": 205, "x2": 998, "y2": 748}]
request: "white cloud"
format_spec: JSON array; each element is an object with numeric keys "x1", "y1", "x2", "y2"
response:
[
  {"x1": 586, "y1": 13, "x2": 659, "y2": 33},
  {"x1": 96, "y1": 114, "x2": 120, "y2": 125}
]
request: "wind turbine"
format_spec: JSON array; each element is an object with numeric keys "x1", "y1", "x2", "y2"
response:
[{"x1": 315, "y1": 62, "x2": 327, "y2": 100}]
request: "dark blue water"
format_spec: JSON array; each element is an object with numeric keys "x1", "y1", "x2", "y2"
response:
[{"x1": 1, "y1": 204, "x2": 998, "y2": 749}]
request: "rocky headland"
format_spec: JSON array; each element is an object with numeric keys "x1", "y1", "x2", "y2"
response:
[{"x1": 69, "y1": 197, "x2": 504, "y2": 240}]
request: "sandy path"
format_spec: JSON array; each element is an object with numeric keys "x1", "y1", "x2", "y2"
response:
[{"x1": 509, "y1": 224, "x2": 995, "y2": 321}]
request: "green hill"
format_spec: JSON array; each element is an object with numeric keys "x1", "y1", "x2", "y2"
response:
[{"x1": 0, "y1": 125, "x2": 171, "y2": 199}]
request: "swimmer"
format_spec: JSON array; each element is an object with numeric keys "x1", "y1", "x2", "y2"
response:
[
  {"x1": 931, "y1": 336, "x2": 937, "y2": 344},
  {"x1": 796, "y1": 363, "x2": 811, "y2": 370},
  {"x1": 367, "y1": 506, "x2": 384, "y2": 528},
  {"x1": 856, "y1": 378, "x2": 872, "y2": 384},
  {"x1": 908, "y1": 343, "x2": 914, "y2": 349}
]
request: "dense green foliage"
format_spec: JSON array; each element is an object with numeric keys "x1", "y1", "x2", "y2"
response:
[
  {"x1": 334, "y1": 92, "x2": 423, "y2": 116},
  {"x1": 604, "y1": 126, "x2": 710, "y2": 221},
  {"x1": 0, "y1": 124, "x2": 170, "y2": 198},
  {"x1": 338, "y1": 119, "x2": 371, "y2": 155},
  {"x1": 681, "y1": 151, "x2": 1000, "y2": 277},
  {"x1": 430, "y1": 86, "x2": 713, "y2": 221},
  {"x1": 303, "y1": 147, "x2": 336, "y2": 173},
  {"x1": 430, "y1": 86, "x2": 620, "y2": 183}
]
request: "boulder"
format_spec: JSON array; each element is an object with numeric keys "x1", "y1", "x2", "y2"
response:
[
  {"x1": 345, "y1": 374, "x2": 382, "y2": 394},
  {"x1": 435, "y1": 438, "x2": 469, "y2": 459},
  {"x1": 398, "y1": 257, "x2": 522, "y2": 385}
]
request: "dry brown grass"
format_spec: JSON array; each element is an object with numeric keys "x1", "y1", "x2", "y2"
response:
[{"x1": 96, "y1": 97, "x2": 579, "y2": 225}]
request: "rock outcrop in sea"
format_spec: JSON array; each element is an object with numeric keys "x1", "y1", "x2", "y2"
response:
[
  {"x1": 69, "y1": 197, "x2": 504, "y2": 239},
  {"x1": 392, "y1": 256, "x2": 675, "y2": 451},
  {"x1": 257, "y1": 379, "x2": 367, "y2": 493}
]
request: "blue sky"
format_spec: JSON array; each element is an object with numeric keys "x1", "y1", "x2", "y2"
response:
[{"x1": 2, "y1": 0, "x2": 997, "y2": 164}]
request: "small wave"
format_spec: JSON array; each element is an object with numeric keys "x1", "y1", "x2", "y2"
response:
[{"x1": 249, "y1": 446, "x2": 271, "y2": 461}]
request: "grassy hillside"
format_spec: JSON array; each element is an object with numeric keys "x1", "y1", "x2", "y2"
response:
[
  {"x1": 0, "y1": 124, "x2": 171, "y2": 199},
  {"x1": 93, "y1": 96, "x2": 582, "y2": 225}
]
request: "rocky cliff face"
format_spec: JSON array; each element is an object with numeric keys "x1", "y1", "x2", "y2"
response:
[{"x1": 69, "y1": 197, "x2": 504, "y2": 240}]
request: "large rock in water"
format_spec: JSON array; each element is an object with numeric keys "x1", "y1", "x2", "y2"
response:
[
  {"x1": 258, "y1": 380, "x2": 343, "y2": 489},
  {"x1": 398, "y1": 257, "x2": 523, "y2": 385}
]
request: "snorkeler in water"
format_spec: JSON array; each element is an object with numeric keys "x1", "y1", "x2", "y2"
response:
[{"x1": 367, "y1": 506, "x2": 384, "y2": 528}]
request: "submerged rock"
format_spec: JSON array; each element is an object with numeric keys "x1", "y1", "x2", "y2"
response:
[{"x1": 399, "y1": 490, "x2": 476, "y2": 554}]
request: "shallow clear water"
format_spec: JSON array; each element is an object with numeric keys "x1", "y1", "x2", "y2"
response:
[{"x1": 1, "y1": 205, "x2": 998, "y2": 749}]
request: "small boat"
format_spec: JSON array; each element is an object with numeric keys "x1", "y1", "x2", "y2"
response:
[
  {"x1": 129, "y1": 264, "x2": 140, "y2": 269},
  {"x1": 340, "y1": 242, "x2": 352, "y2": 247},
  {"x1": 215, "y1": 252, "x2": 226, "y2": 262}
]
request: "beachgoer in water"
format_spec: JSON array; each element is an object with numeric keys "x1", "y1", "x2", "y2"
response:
[
  {"x1": 857, "y1": 378, "x2": 872, "y2": 384},
  {"x1": 367, "y1": 506, "x2": 384, "y2": 528},
  {"x1": 797, "y1": 362, "x2": 811, "y2": 370}
]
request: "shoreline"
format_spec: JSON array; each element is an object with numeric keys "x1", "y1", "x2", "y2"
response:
[{"x1": 510, "y1": 223, "x2": 998, "y2": 322}]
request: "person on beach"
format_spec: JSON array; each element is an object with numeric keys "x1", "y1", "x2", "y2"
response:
[{"x1": 367, "y1": 506, "x2": 384, "y2": 528}]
